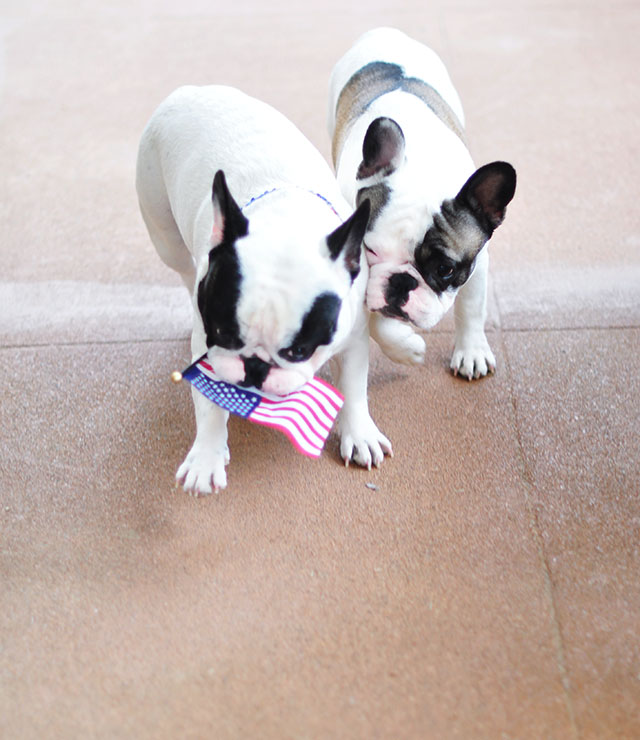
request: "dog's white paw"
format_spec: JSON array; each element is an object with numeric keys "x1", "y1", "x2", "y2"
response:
[
  {"x1": 176, "y1": 443, "x2": 230, "y2": 496},
  {"x1": 339, "y1": 413, "x2": 393, "y2": 470},
  {"x1": 450, "y1": 335, "x2": 496, "y2": 380},
  {"x1": 370, "y1": 314, "x2": 426, "y2": 366},
  {"x1": 379, "y1": 329, "x2": 426, "y2": 366}
]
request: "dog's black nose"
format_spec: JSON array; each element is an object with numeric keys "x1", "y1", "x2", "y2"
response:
[
  {"x1": 381, "y1": 271, "x2": 419, "y2": 319},
  {"x1": 239, "y1": 355, "x2": 272, "y2": 389}
]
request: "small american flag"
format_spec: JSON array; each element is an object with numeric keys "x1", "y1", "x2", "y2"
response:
[{"x1": 181, "y1": 356, "x2": 344, "y2": 458}]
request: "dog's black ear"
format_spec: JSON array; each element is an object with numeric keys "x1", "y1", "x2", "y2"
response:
[
  {"x1": 211, "y1": 169, "x2": 249, "y2": 246},
  {"x1": 326, "y1": 199, "x2": 370, "y2": 281},
  {"x1": 356, "y1": 117, "x2": 405, "y2": 181},
  {"x1": 454, "y1": 161, "x2": 516, "y2": 236}
]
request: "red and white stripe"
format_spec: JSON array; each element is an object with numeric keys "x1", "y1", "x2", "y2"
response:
[
  {"x1": 250, "y1": 377, "x2": 343, "y2": 457},
  {"x1": 194, "y1": 359, "x2": 343, "y2": 457}
]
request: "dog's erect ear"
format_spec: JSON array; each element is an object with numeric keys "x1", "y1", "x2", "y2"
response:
[
  {"x1": 356, "y1": 118, "x2": 405, "y2": 181},
  {"x1": 211, "y1": 170, "x2": 249, "y2": 246},
  {"x1": 454, "y1": 161, "x2": 516, "y2": 236},
  {"x1": 326, "y1": 199, "x2": 371, "y2": 280}
]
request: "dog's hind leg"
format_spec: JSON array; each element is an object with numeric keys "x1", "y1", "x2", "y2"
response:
[{"x1": 136, "y1": 135, "x2": 197, "y2": 293}]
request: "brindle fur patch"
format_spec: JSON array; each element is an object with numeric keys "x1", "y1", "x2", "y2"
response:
[
  {"x1": 356, "y1": 182, "x2": 390, "y2": 230},
  {"x1": 332, "y1": 61, "x2": 466, "y2": 165},
  {"x1": 414, "y1": 199, "x2": 488, "y2": 294}
]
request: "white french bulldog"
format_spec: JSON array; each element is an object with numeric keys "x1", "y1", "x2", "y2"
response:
[
  {"x1": 328, "y1": 27, "x2": 516, "y2": 378},
  {"x1": 136, "y1": 85, "x2": 392, "y2": 495}
]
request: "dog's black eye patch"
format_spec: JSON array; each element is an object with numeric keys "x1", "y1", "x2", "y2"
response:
[
  {"x1": 414, "y1": 237, "x2": 472, "y2": 295},
  {"x1": 279, "y1": 292, "x2": 341, "y2": 363},
  {"x1": 197, "y1": 246, "x2": 244, "y2": 350}
]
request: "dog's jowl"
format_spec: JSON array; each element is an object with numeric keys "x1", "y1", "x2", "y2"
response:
[
  {"x1": 136, "y1": 85, "x2": 391, "y2": 495},
  {"x1": 328, "y1": 28, "x2": 516, "y2": 377}
]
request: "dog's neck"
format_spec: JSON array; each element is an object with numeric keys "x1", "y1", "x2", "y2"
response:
[{"x1": 242, "y1": 186, "x2": 342, "y2": 221}]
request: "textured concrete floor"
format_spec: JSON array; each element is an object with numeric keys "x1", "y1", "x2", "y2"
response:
[{"x1": 1, "y1": 1, "x2": 639, "y2": 738}]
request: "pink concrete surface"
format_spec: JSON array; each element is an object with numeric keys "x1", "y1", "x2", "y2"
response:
[{"x1": 1, "y1": 1, "x2": 639, "y2": 738}]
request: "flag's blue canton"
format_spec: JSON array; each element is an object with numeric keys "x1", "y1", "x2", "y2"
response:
[{"x1": 182, "y1": 365, "x2": 261, "y2": 418}]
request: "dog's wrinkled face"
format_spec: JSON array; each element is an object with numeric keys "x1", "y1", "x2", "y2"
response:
[
  {"x1": 356, "y1": 118, "x2": 516, "y2": 329},
  {"x1": 197, "y1": 171, "x2": 369, "y2": 396}
]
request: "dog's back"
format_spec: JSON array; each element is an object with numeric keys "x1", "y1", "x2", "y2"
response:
[
  {"x1": 139, "y1": 85, "x2": 348, "y2": 260},
  {"x1": 329, "y1": 28, "x2": 467, "y2": 180}
]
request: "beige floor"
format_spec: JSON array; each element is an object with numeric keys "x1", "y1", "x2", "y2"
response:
[{"x1": 1, "y1": 1, "x2": 639, "y2": 738}]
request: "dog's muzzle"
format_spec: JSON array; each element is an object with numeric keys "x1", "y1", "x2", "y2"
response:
[
  {"x1": 210, "y1": 353, "x2": 308, "y2": 396},
  {"x1": 240, "y1": 356, "x2": 271, "y2": 389},
  {"x1": 366, "y1": 262, "x2": 454, "y2": 330}
]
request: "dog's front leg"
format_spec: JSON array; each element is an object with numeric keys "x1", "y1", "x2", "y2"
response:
[
  {"x1": 369, "y1": 313, "x2": 426, "y2": 366},
  {"x1": 176, "y1": 389, "x2": 230, "y2": 495},
  {"x1": 366, "y1": 263, "x2": 426, "y2": 365},
  {"x1": 176, "y1": 320, "x2": 231, "y2": 496},
  {"x1": 450, "y1": 248, "x2": 496, "y2": 379},
  {"x1": 337, "y1": 320, "x2": 393, "y2": 469}
]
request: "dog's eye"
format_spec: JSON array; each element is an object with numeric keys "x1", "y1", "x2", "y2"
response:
[
  {"x1": 363, "y1": 241, "x2": 378, "y2": 258},
  {"x1": 279, "y1": 344, "x2": 313, "y2": 363},
  {"x1": 437, "y1": 264, "x2": 455, "y2": 281},
  {"x1": 213, "y1": 326, "x2": 243, "y2": 350}
]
